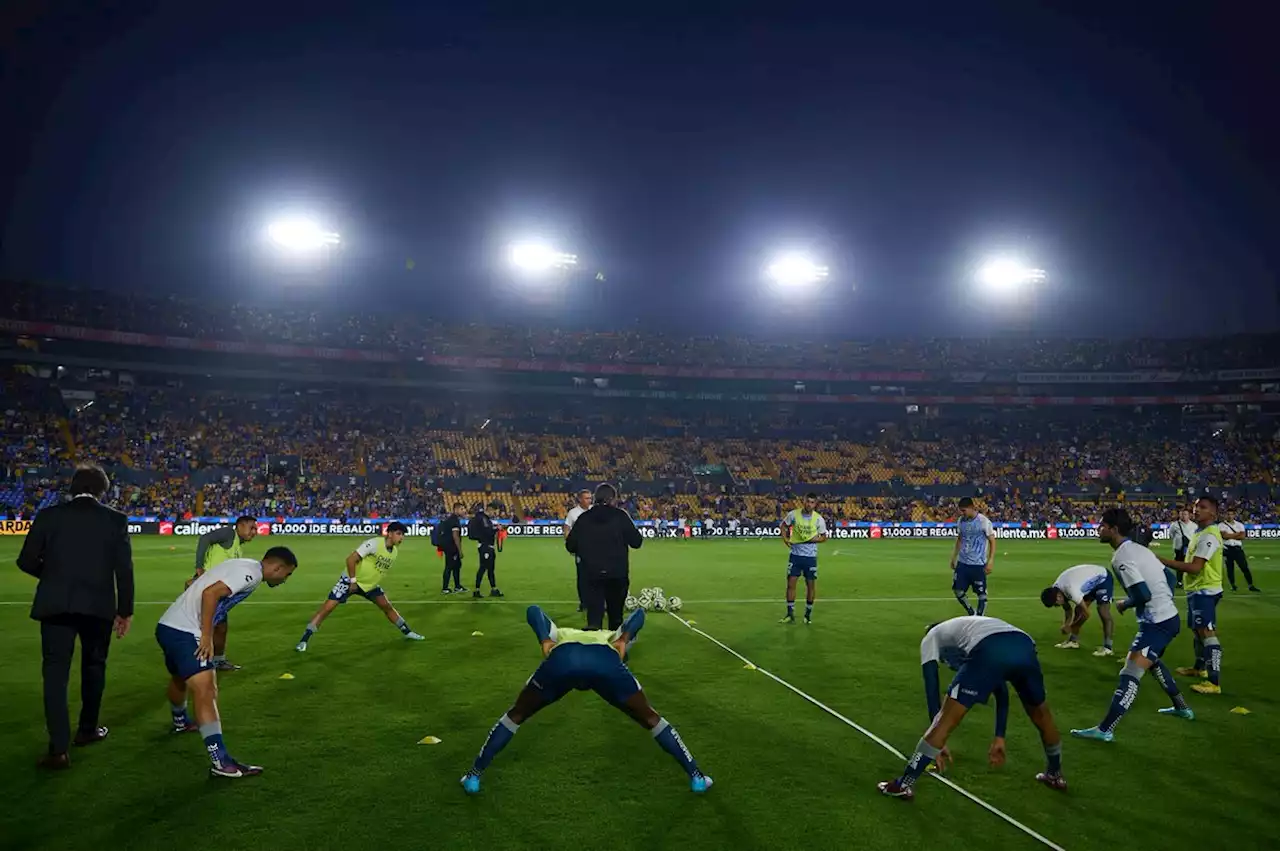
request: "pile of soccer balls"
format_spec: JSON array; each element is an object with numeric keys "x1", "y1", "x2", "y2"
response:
[{"x1": 626, "y1": 586, "x2": 683, "y2": 613}]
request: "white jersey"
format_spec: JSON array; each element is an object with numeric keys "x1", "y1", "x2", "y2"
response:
[
  {"x1": 1219, "y1": 520, "x2": 1245, "y2": 548},
  {"x1": 159, "y1": 558, "x2": 263, "y2": 638},
  {"x1": 1053, "y1": 564, "x2": 1110, "y2": 605},
  {"x1": 1170, "y1": 520, "x2": 1197, "y2": 550},
  {"x1": 1110, "y1": 540, "x2": 1178, "y2": 624},
  {"x1": 920, "y1": 616, "x2": 1026, "y2": 665},
  {"x1": 565, "y1": 506, "x2": 587, "y2": 531},
  {"x1": 957, "y1": 513, "x2": 995, "y2": 565}
]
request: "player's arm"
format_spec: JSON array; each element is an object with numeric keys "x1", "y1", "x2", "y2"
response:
[
  {"x1": 1059, "y1": 600, "x2": 1076, "y2": 632},
  {"x1": 193, "y1": 526, "x2": 235, "y2": 576},
  {"x1": 526, "y1": 605, "x2": 559, "y2": 657},
  {"x1": 344, "y1": 551, "x2": 361, "y2": 581},
  {"x1": 920, "y1": 631, "x2": 943, "y2": 720},
  {"x1": 1160, "y1": 533, "x2": 1216, "y2": 575},
  {"x1": 1113, "y1": 566, "x2": 1151, "y2": 616},
  {"x1": 781, "y1": 514, "x2": 793, "y2": 548},
  {"x1": 197, "y1": 581, "x2": 233, "y2": 661},
  {"x1": 810, "y1": 516, "x2": 829, "y2": 544},
  {"x1": 989, "y1": 684, "x2": 1009, "y2": 767},
  {"x1": 983, "y1": 519, "x2": 996, "y2": 572},
  {"x1": 949, "y1": 531, "x2": 961, "y2": 569}
]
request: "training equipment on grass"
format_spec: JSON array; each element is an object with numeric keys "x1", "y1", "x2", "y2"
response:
[
  {"x1": 667, "y1": 596, "x2": 683, "y2": 612},
  {"x1": 278, "y1": 673, "x2": 295, "y2": 680},
  {"x1": 625, "y1": 595, "x2": 639, "y2": 611}
]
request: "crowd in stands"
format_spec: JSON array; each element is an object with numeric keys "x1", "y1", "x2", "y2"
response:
[{"x1": 6, "y1": 280, "x2": 1279, "y2": 372}]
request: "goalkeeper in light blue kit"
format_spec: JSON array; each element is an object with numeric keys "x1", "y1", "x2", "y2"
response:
[{"x1": 460, "y1": 605, "x2": 713, "y2": 795}]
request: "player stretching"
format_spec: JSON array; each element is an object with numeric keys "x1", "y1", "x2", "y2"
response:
[
  {"x1": 1040, "y1": 564, "x2": 1116, "y2": 656},
  {"x1": 156, "y1": 548, "x2": 298, "y2": 777},
  {"x1": 878, "y1": 616, "x2": 1066, "y2": 800},
  {"x1": 295, "y1": 522, "x2": 423, "y2": 651},
  {"x1": 780, "y1": 492, "x2": 828, "y2": 624},
  {"x1": 187, "y1": 516, "x2": 257, "y2": 671},
  {"x1": 1159, "y1": 497, "x2": 1226, "y2": 694},
  {"x1": 1070, "y1": 509, "x2": 1194, "y2": 743},
  {"x1": 459, "y1": 605, "x2": 712, "y2": 795},
  {"x1": 950, "y1": 497, "x2": 994, "y2": 615}
]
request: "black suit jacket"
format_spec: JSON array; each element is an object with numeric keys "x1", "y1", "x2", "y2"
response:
[
  {"x1": 565, "y1": 504, "x2": 643, "y2": 579},
  {"x1": 17, "y1": 497, "x2": 135, "y2": 622}
]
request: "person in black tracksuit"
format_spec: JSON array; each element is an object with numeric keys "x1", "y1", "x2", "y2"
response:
[
  {"x1": 438, "y1": 503, "x2": 466, "y2": 594},
  {"x1": 565, "y1": 483, "x2": 643, "y2": 631},
  {"x1": 468, "y1": 505, "x2": 504, "y2": 598}
]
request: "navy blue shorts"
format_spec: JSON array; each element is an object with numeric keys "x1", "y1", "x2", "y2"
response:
[
  {"x1": 1187, "y1": 593, "x2": 1221, "y2": 632},
  {"x1": 156, "y1": 623, "x2": 214, "y2": 681},
  {"x1": 527, "y1": 643, "x2": 642, "y2": 708},
  {"x1": 947, "y1": 631, "x2": 1045, "y2": 709},
  {"x1": 327, "y1": 577, "x2": 386, "y2": 604},
  {"x1": 787, "y1": 554, "x2": 818, "y2": 581},
  {"x1": 953, "y1": 562, "x2": 987, "y2": 594},
  {"x1": 1129, "y1": 615, "x2": 1180, "y2": 659},
  {"x1": 1084, "y1": 572, "x2": 1115, "y2": 605}
]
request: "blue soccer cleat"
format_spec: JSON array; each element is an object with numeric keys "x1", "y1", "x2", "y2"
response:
[
  {"x1": 1157, "y1": 707, "x2": 1195, "y2": 721},
  {"x1": 1070, "y1": 726, "x2": 1114, "y2": 743},
  {"x1": 691, "y1": 774, "x2": 714, "y2": 794},
  {"x1": 460, "y1": 773, "x2": 481, "y2": 795}
]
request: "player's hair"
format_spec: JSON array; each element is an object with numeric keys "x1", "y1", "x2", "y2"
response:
[
  {"x1": 1197, "y1": 495, "x2": 1219, "y2": 510},
  {"x1": 958, "y1": 497, "x2": 975, "y2": 508},
  {"x1": 594, "y1": 482, "x2": 618, "y2": 505},
  {"x1": 235, "y1": 515, "x2": 256, "y2": 526},
  {"x1": 262, "y1": 546, "x2": 298, "y2": 567},
  {"x1": 70, "y1": 464, "x2": 110, "y2": 498},
  {"x1": 804, "y1": 492, "x2": 818, "y2": 501},
  {"x1": 1040, "y1": 587, "x2": 1061, "y2": 608},
  {"x1": 385, "y1": 521, "x2": 408, "y2": 534},
  {"x1": 1100, "y1": 507, "x2": 1134, "y2": 536},
  {"x1": 453, "y1": 501, "x2": 466, "y2": 511}
]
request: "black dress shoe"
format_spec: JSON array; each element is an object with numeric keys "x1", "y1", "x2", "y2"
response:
[
  {"x1": 73, "y1": 726, "x2": 109, "y2": 747},
  {"x1": 38, "y1": 753, "x2": 70, "y2": 770}
]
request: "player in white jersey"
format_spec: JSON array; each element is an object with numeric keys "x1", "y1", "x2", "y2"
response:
[
  {"x1": 878, "y1": 615, "x2": 1066, "y2": 800},
  {"x1": 564, "y1": 489, "x2": 592, "y2": 612},
  {"x1": 1071, "y1": 509, "x2": 1193, "y2": 743},
  {"x1": 950, "y1": 497, "x2": 995, "y2": 615},
  {"x1": 1219, "y1": 508, "x2": 1259, "y2": 592},
  {"x1": 1040, "y1": 564, "x2": 1116, "y2": 656},
  {"x1": 780, "y1": 493, "x2": 828, "y2": 624},
  {"x1": 154, "y1": 548, "x2": 298, "y2": 778}
]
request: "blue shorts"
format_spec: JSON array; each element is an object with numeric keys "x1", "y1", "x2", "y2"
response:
[
  {"x1": 527, "y1": 643, "x2": 642, "y2": 708},
  {"x1": 947, "y1": 631, "x2": 1045, "y2": 709},
  {"x1": 953, "y1": 562, "x2": 987, "y2": 594},
  {"x1": 327, "y1": 577, "x2": 386, "y2": 604},
  {"x1": 787, "y1": 555, "x2": 818, "y2": 581},
  {"x1": 1084, "y1": 573, "x2": 1115, "y2": 605},
  {"x1": 156, "y1": 623, "x2": 214, "y2": 681},
  {"x1": 1129, "y1": 616, "x2": 1180, "y2": 659},
  {"x1": 1187, "y1": 593, "x2": 1222, "y2": 632}
]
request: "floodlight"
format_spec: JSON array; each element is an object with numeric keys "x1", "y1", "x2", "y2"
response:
[
  {"x1": 508, "y1": 241, "x2": 578, "y2": 273},
  {"x1": 976, "y1": 257, "x2": 1045, "y2": 291},
  {"x1": 267, "y1": 219, "x2": 341, "y2": 251},
  {"x1": 766, "y1": 253, "x2": 829, "y2": 288}
]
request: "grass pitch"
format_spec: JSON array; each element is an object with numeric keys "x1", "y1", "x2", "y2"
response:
[{"x1": 1, "y1": 535, "x2": 1277, "y2": 851}]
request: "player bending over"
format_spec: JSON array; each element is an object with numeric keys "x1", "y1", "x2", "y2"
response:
[
  {"x1": 878, "y1": 615, "x2": 1066, "y2": 800},
  {"x1": 296, "y1": 522, "x2": 422, "y2": 651},
  {"x1": 156, "y1": 547, "x2": 298, "y2": 778},
  {"x1": 780, "y1": 492, "x2": 827, "y2": 624},
  {"x1": 1070, "y1": 508, "x2": 1194, "y2": 743},
  {"x1": 950, "y1": 497, "x2": 995, "y2": 616},
  {"x1": 187, "y1": 516, "x2": 258, "y2": 671},
  {"x1": 460, "y1": 605, "x2": 713, "y2": 795},
  {"x1": 1040, "y1": 564, "x2": 1116, "y2": 656},
  {"x1": 1159, "y1": 496, "x2": 1226, "y2": 694}
]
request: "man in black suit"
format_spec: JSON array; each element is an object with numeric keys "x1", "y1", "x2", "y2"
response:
[
  {"x1": 17, "y1": 464, "x2": 134, "y2": 770},
  {"x1": 566, "y1": 483, "x2": 643, "y2": 631}
]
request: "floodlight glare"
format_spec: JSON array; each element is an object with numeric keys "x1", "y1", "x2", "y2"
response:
[
  {"x1": 508, "y1": 241, "x2": 578, "y2": 273},
  {"x1": 976, "y1": 258, "x2": 1045, "y2": 290},
  {"x1": 267, "y1": 219, "x2": 341, "y2": 251},
  {"x1": 766, "y1": 253, "x2": 830, "y2": 288}
]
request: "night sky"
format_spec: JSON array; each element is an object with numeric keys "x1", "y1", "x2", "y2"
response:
[{"x1": 1, "y1": 2, "x2": 1276, "y2": 338}]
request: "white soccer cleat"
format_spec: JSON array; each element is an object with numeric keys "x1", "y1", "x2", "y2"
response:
[
  {"x1": 295, "y1": 642, "x2": 308, "y2": 652},
  {"x1": 1092, "y1": 647, "x2": 1114, "y2": 657},
  {"x1": 405, "y1": 632, "x2": 425, "y2": 641},
  {"x1": 1054, "y1": 640, "x2": 1080, "y2": 650}
]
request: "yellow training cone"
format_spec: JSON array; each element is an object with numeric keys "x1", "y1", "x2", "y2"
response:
[
  {"x1": 278, "y1": 673, "x2": 295, "y2": 680},
  {"x1": 1231, "y1": 707, "x2": 1252, "y2": 715},
  {"x1": 418, "y1": 736, "x2": 442, "y2": 745},
  {"x1": 743, "y1": 663, "x2": 757, "y2": 671},
  {"x1": 471, "y1": 631, "x2": 484, "y2": 637}
]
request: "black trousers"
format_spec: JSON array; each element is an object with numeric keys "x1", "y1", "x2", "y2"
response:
[
  {"x1": 40, "y1": 614, "x2": 113, "y2": 755},
  {"x1": 575, "y1": 560, "x2": 587, "y2": 609},
  {"x1": 584, "y1": 574, "x2": 629, "y2": 632},
  {"x1": 1226, "y1": 547, "x2": 1254, "y2": 588},
  {"x1": 475, "y1": 545, "x2": 497, "y2": 588},
  {"x1": 442, "y1": 552, "x2": 463, "y2": 590}
]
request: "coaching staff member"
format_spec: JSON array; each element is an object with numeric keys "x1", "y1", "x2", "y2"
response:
[
  {"x1": 17, "y1": 464, "x2": 134, "y2": 769},
  {"x1": 565, "y1": 483, "x2": 642, "y2": 631},
  {"x1": 468, "y1": 503, "x2": 504, "y2": 598}
]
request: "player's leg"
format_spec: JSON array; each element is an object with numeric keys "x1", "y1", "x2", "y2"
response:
[
  {"x1": 952, "y1": 566, "x2": 975, "y2": 615},
  {"x1": 616, "y1": 689, "x2": 711, "y2": 790},
  {"x1": 1094, "y1": 601, "x2": 1116, "y2": 656},
  {"x1": 880, "y1": 698, "x2": 968, "y2": 799},
  {"x1": 166, "y1": 675, "x2": 197, "y2": 733},
  {"x1": 1188, "y1": 594, "x2": 1223, "y2": 693},
  {"x1": 781, "y1": 572, "x2": 799, "y2": 622},
  {"x1": 803, "y1": 573, "x2": 817, "y2": 624},
  {"x1": 372, "y1": 591, "x2": 423, "y2": 640},
  {"x1": 296, "y1": 584, "x2": 347, "y2": 650},
  {"x1": 972, "y1": 569, "x2": 989, "y2": 617},
  {"x1": 462, "y1": 665, "x2": 561, "y2": 793},
  {"x1": 1073, "y1": 618, "x2": 1185, "y2": 740},
  {"x1": 1003, "y1": 644, "x2": 1066, "y2": 790},
  {"x1": 1024, "y1": 702, "x2": 1066, "y2": 789},
  {"x1": 186, "y1": 668, "x2": 260, "y2": 777}
]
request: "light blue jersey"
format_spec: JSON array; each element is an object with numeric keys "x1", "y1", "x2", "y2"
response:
[
  {"x1": 957, "y1": 513, "x2": 995, "y2": 566},
  {"x1": 783, "y1": 509, "x2": 827, "y2": 559}
]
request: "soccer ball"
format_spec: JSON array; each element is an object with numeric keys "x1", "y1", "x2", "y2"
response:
[
  {"x1": 638, "y1": 592, "x2": 654, "y2": 610},
  {"x1": 652, "y1": 595, "x2": 667, "y2": 612},
  {"x1": 668, "y1": 596, "x2": 683, "y2": 612},
  {"x1": 624, "y1": 595, "x2": 639, "y2": 611},
  {"x1": 651, "y1": 586, "x2": 665, "y2": 602}
]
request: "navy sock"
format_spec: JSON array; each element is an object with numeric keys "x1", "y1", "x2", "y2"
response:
[
  {"x1": 1205, "y1": 638, "x2": 1222, "y2": 686},
  {"x1": 976, "y1": 593, "x2": 988, "y2": 616},
  {"x1": 1150, "y1": 661, "x2": 1189, "y2": 710},
  {"x1": 804, "y1": 602, "x2": 813, "y2": 619},
  {"x1": 652, "y1": 719, "x2": 701, "y2": 778},
  {"x1": 394, "y1": 616, "x2": 412, "y2": 635},
  {"x1": 954, "y1": 591, "x2": 975, "y2": 616},
  {"x1": 471, "y1": 715, "x2": 519, "y2": 774},
  {"x1": 1192, "y1": 636, "x2": 1205, "y2": 671},
  {"x1": 786, "y1": 601, "x2": 795, "y2": 616},
  {"x1": 170, "y1": 702, "x2": 190, "y2": 726},
  {"x1": 900, "y1": 738, "x2": 941, "y2": 788},
  {"x1": 1044, "y1": 741, "x2": 1063, "y2": 775},
  {"x1": 1100, "y1": 673, "x2": 1142, "y2": 733},
  {"x1": 299, "y1": 624, "x2": 316, "y2": 644},
  {"x1": 199, "y1": 721, "x2": 230, "y2": 767}
]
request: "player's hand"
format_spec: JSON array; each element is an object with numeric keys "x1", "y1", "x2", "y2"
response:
[
  {"x1": 540, "y1": 639, "x2": 556, "y2": 658},
  {"x1": 934, "y1": 746, "x2": 953, "y2": 772},
  {"x1": 984, "y1": 563, "x2": 992, "y2": 575},
  {"x1": 112, "y1": 616, "x2": 132, "y2": 639},
  {"x1": 1060, "y1": 624, "x2": 1071, "y2": 635},
  {"x1": 988, "y1": 738, "x2": 1006, "y2": 768},
  {"x1": 1116, "y1": 599, "x2": 1128, "y2": 615},
  {"x1": 948, "y1": 561, "x2": 956, "y2": 571},
  {"x1": 196, "y1": 634, "x2": 215, "y2": 662}
]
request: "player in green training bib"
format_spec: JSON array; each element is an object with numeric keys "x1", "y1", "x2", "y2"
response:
[
  {"x1": 187, "y1": 517, "x2": 258, "y2": 671},
  {"x1": 1160, "y1": 496, "x2": 1226, "y2": 694},
  {"x1": 295, "y1": 522, "x2": 424, "y2": 651}
]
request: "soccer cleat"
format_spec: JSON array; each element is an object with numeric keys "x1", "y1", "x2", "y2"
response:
[
  {"x1": 472, "y1": 590, "x2": 483, "y2": 599},
  {"x1": 1092, "y1": 647, "x2": 1114, "y2": 657},
  {"x1": 489, "y1": 589, "x2": 504, "y2": 598},
  {"x1": 454, "y1": 587, "x2": 468, "y2": 594},
  {"x1": 1035, "y1": 772, "x2": 1068, "y2": 792},
  {"x1": 1176, "y1": 667, "x2": 1207, "y2": 678},
  {"x1": 803, "y1": 614, "x2": 812, "y2": 625},
  {"x1": 209, "y1": 761, "x2": 263, "y2": 779},
  {"x1": 877, "y1": 779, "x2": 914, "y2": 800},
  {"x1": 1191, "y1": 682, "x2": 1222, "y2": 695},
  {"x1": 779, "y1": 614, "x2": 795, "y2": 623},
  {"x1": 1069, "y1": 726, "x2": 1114, "y2": 743},
  {"x1": 1054, "y1": 640, "x2": 1080, "y2": 650},
  {"x1": 460, "y1": 773, "x2": 481, "y2": 795},
  {"x1": 1157, "y1": 707, "x2": 1195, "y2": 721},
  {"x1": 405, "y1": 631, "x2": 425, "y2": 641},
  {"x1": 295, "y1": 641, "x2": 308, "y2": 652},
  {"x1": 213, "y1": 659, "x2": 242, "y2": 672},
  {"x1": 172, "y1": 720, "x2": 199, "y2": 734},
  {"x1": 691, "y1": 774, "x2": 714, "y2": 794},
  {"x1": 1249, "y1": 586, "x2": 1261, "y2": 593}
]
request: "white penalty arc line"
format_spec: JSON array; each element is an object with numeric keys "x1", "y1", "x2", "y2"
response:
[{"x1": 665, "y1": 611, "x2": 1066, "y2": 851}]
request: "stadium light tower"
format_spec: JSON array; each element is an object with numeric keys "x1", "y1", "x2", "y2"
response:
[
  {"x1": 507, "y1": 241, "x2": 579, "y2": 275},
  {"x1": 765, "y1": 252, "x2": 830, "y2": 289},
  {"x1": 266, "y1": 218, "x2": 341, "y2": 252},
  {"x1": 976, "y1": 257, "x2": 1046, "y2": 292}
]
